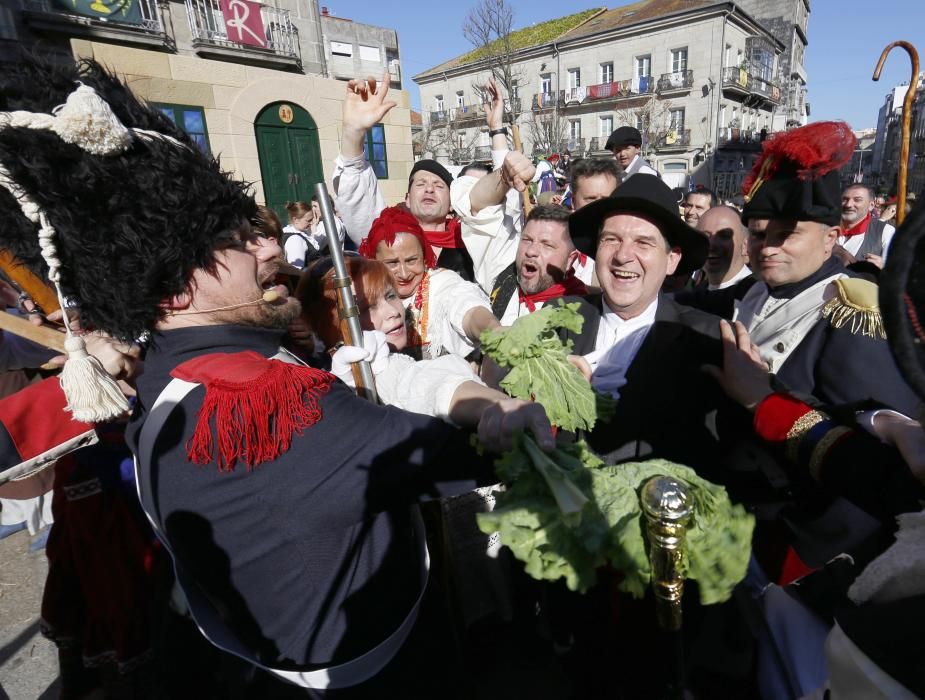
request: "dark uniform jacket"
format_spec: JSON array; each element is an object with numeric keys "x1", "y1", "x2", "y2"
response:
[
  {"x1": 125, "y1": 325, "x2": 493, "y2": 671},
  {"x1": 562, "y1": 294, "x2": 744, "y2": 481}
]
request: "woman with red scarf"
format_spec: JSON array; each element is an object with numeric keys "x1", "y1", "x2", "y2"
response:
[{"x1": 359, "y1": 206, "x2": 500, "y2": 360}]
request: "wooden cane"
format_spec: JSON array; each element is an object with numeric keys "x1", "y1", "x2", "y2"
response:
[
  {"x1": 873, "y1": 41, "x2": 920, "y2": 226},
  {"x1": 511, "y1": 125, "x2": 533, "y2": 218},
  {"x1": 0, "y1": 311, "x2": 66, "y2": 353},
  {"x1": 0, "y1": 250, "x2": 61, "y2": 315}
]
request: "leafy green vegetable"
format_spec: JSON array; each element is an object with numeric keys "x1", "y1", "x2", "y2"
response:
[
  {"x1": 481, "y1": 303, "x2": 610, "y2": 432},
  {"x1": 478, "y1": 302, "x2": 753, "y2": 603},
  {"x1": 479, "y1": 449, "x2": 754, "y2": 602}
]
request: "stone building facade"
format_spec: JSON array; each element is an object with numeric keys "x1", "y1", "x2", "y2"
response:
[
  {"x1": 414, "y1": 0, "x2": 788, "y2": 200},
  {"x1": 3, "y1": 0, "x2": 414, "y2": 221}
]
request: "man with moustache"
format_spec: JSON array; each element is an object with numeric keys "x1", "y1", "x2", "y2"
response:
[
  {"x1": 733, "y1": 122, "x2": 917, "y2": 414},
  {"x1": 836, "y1": 183, "x2": 895, "y2": 268},
  {"x1": 333, "y1": 73, "x2": 475, "y2": 280},
  {"x1": 0, "y1": 58, "x2": 552, "y2": 697},
  {"x1": 605, "y1": 125, "x2": 659, "y2": 181}
]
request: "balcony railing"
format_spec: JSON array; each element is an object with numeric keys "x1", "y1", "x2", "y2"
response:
[
  {"x1": 722, "y1": 66, "x2": 781, "y2": 104},
  {"x1": 718, "y1": 127, "x2": 766, "y2": 147},
  {"x1": 656, "y1": 128, "x2": 691, "y2": 149},
  {"x1": 473, "y1": 145, "x2": 492, "y2": 160},
  {"x1": 589, "y1": 136, "x2": 603, "y2": 152},
  {"x1": 722, "y1": 66, "x2": 751, "y2": 91},
  {"x1": 429, "y1": 110, "x2": 448, "y2": 125},
  {"x1": 23, "y1": 0, "x2": 164, "y2": 35},
  {"x1": 450, "y1": 103, "x2": 483, "y2": 122},
  {"x1": 657, "y1": 69, "x2": 694, "y2": 93},
  {"x1": 532, "y1": 91, "x2": 563, "y2": 110},
  {"x1": 185, "y1": 0, "x2": 299, "y2": 59}
]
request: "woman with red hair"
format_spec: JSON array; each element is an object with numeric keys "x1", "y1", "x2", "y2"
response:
[
  {"x1": 359, "y1": 206, "x2": 500, "y2": 360},
  {"x1": 297, "y1": 256, "x2": 510, "y2": 421}
]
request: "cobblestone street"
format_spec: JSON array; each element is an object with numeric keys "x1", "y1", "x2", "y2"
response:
[{"x1": 0, "y1": 528, "x2": 58, "y2": 700}]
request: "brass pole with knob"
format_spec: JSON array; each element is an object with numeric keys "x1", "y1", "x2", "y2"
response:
[{"x1": 642, "y1": 475, "x2": 693, "y2": 700}]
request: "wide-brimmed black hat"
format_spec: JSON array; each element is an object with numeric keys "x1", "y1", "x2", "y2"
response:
[
  {"x1": 568, "y1": 173, "x2": 708, "y2": 276},
  {"x1": 741, "y1": 122, "x2": 856, "y2": 227},
  {"x1": 881, "y1": 204, "x2": 925, "y2": 401},
  {"x1": 604, "y1": 126, "x2": 642, "y2": 150}
]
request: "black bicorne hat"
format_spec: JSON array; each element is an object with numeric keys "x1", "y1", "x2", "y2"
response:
[
  {"x1": 881, "y1": 203, "x2": 925, "y2": 402},
  {"x1": 568, "y1": 173, "x2": 709, "y2": 276},
  {"x1": 741, "y1": 121, "x2": 856, "y2": 227}
]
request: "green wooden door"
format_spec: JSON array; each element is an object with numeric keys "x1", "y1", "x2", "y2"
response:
[{"x1": 254, "y1": 102, "x2": 324, "y2": 222}]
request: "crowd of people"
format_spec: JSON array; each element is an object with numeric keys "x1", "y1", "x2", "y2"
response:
[{"x1": 0, "y1": 58, "x2": 923, "y2": 700}]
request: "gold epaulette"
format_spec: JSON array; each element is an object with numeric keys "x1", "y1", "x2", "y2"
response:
[{"x1": 821, "y1": 277, "x2": 885, "y2": 339}]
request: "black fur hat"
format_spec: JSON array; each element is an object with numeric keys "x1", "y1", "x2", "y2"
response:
[{"x1": 0, "y1": 56, "x2": 256, "y2": 341}]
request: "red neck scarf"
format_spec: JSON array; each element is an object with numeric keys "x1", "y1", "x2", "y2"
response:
[
  {"x1": 518, "y1": 275, "x2": 589, "y2": 312},
  {"x1": 842, "y1": 212, "x2": 872, "y2": 238},
  {"x1": 423, "y1": 218, "x2": 465, "y2": 249}
]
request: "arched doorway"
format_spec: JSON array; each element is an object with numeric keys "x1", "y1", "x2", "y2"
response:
[{"x1": 254, "y1": 102, "x2": 324, "y2": 222}]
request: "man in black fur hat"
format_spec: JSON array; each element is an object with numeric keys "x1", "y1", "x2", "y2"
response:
[
  {"x1": 733, "y1": 121, "x2": 917, "y2": 415},
  {"x1": 0, "y1": 57, "x2": 552, "y2": 696}
]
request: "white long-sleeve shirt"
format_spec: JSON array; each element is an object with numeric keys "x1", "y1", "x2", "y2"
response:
[{"x1": 331, "y1": 153, "x2": 385, "y2": 247}]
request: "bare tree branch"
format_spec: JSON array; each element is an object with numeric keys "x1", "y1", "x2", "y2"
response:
[{"x1": 462, "y1": 0, "x2": 525, "y2": 124}]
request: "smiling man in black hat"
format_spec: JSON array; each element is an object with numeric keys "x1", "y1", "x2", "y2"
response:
[
  {"x1": 734, "y1": 121, "x2": 918, "y2": 415},
  {"x1": 605, "y1": 125, "x2": 659, "y2": 181},
  {"x1": 563, "y1": 173, "x2": 738, "y2": 472}
]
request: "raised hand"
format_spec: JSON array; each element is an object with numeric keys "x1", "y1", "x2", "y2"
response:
[
  {"x1": 500, "y1": 150, "x2": 536, "y2": 193},
  {"x1": 485, "y1": 76, "x2": 505, "y2": 131},
  {"x1": 701, "y1": 319, "x2": 772, "y2": 410},
  {"x1": 341, "y1": 73, "x2": 398, "y2": 158}
]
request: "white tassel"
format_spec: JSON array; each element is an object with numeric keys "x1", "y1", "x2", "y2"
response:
[
  {"x1": 51, "y1": 84, "x2": 132, "y2": 156},
  {"x1": 58, "y1": 336, "x2": 129, "y2": 423}
]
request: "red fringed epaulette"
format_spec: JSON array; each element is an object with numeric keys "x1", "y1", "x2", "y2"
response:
[{"x1": 171, "y1": 351, "x2": 334, "y2": 472}]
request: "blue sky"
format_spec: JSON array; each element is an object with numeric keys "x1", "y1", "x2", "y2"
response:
[{"x1": 328, "y1": 0, "x2": 924, "y2": 130}]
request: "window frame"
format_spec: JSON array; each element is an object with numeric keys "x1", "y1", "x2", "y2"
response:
[
  {"x1": 671, "y1": 47, "x2": 688, "y2": 74},
  {"x1": 152, "y1": 102, "x2": 210, "y2": 154},
  {"x1": 364, "y1": 123, "x2": 389, "y2": 180},
  {"x1": 331, "y1": 41, "x2": 353, "y2": 58},
  {"x1": 600, "y1": 62, "x2": 614, "y2": 84},
  {"x1": 568, "y1": 68, "x2": 581, "y2": 89},
  {"x1": 600, "y1": 115, "x2": 613, "y2": 137},
  {"x1": 635, "y1": 55, "x2": 652, "y2": 79}
]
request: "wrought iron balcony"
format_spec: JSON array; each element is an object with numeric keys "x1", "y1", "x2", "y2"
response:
[
  {"x1": 449, "y1": 103, "x2": 483, "y2": 122},
  {"x1": 22, "y1": 0, "x2": 167, "y2": 42},
  {"x1": 655, "y1": 128, "x2": 691, "y2": 150},
  {"x1": 532, "y1": 91, "x2": 563, "y2": 110},
  {"x1": 717, "y1": 127, "x2": 766, "y2": 148},
  {"x1": 473, "y1": 145, "x2": 492, "y2": 160},
  {"x1": 589, "y1": 136, "x2": 603, "y2": 152},
  {"x1": 429, "y1": 110, "x2": 449, "y2": 125},
  {"x1": 185, "y1": 0, "x2": 300, "y2": 61},
  {"x1": 657, "y1": 69, "x2": 694, "y2": 93},
  {"x1": 749, "y1": 76, "x2": 782, "y2": 104},
  {"x1": 561, "y1": 137, "x2": 585, "y2": 154},
  {"x1": 722, "y1": 66, "x2": 752, "y2": 93}
]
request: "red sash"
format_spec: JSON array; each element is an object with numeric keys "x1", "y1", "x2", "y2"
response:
[{"x1": 423, "y1": 219, "x2": 465, "y2": 249}]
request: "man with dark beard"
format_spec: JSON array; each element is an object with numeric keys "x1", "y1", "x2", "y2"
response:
[
  {"x1": 489, "y1": 205, "x2": 588, "y2": 324},
  {"x1": 0, "y1": 57, "x2": 552, "y2": 697}
]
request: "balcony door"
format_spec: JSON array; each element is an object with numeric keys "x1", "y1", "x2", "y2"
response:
[{"x1": 255, "y1": 102, "x2": 323, "y2": 222}]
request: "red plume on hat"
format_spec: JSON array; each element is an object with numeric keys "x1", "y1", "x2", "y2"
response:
[
  {"x1": 358, "y1": 205, "x2": 436, "y2": 268},
  {"x1": 743, "y1": 121, "x2": 857, "y2": 201}
]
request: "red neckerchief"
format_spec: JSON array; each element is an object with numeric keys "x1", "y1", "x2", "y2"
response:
[
  {"x1": 423, "y1": 219, "x2": 465, "y2": 249},
  {"x1": 842, "y1": 212, "x2": 872, "y2": 238},
  {"x1": 518, "y1": 275, "x2": 589, "y2": 312}
]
